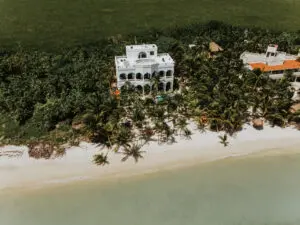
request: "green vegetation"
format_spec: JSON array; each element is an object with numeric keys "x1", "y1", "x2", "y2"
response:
[
  {"x1": 0, "y1": 0, "x2": 300, "y2": 50},
  {"x1": 219, "y1": 134, "x2": 229, "y2": 147},
  {"x1": 93, "y1": 153, "x2": 109, "y2": 166},
  {"x1": 1, "y1": 21, "x2": 300, "y2": 163}
]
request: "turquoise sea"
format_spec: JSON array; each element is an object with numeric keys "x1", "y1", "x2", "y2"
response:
[{"x1": 1, "y1": 152, "x2": 300, "y2": 225}]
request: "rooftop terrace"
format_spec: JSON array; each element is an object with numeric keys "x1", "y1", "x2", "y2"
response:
[
  {"x1": 240, "y1": 45, "x2": 300, "y2": 72},
  {"x1": 115, "y1": 53, "x2": 174, "y2": 69}
]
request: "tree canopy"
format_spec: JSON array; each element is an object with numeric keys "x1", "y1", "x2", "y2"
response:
[{"x1": 1, "y1": 21, "x2": 299, "y2": 163}]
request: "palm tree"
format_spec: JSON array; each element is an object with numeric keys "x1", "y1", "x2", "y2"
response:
[
  {"x1": 161, "y1": 121, "x2": 175, "y2": 143},
  {"x1": 218, "y1": 134, "x2": 229, "y2": 147},
  {"x1": 183, "y1": 127, "x2": 192, "y2": 140},
  {"x1": 93, "y1": 153, "x2": 109, "y2": 166},
  {"x1": 150, "y1": 72, "x2": 160, "y2": 97},
  {"x1": 176, "y1": 117, "x2": 188, "y2": 136},
  {"x1": 112, "y1": 126, "x2": 133, "y2": 152},
  {"x1": 120, "y1": 143, "x2": 145, "y2": 163}
]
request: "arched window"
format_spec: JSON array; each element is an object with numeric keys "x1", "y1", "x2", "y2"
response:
[
  {"x1": 152, "y1": 71, "x2": 157, "y2": 77},
  {"x1": 166, "y1": 82, "x2": 171, "y2": 91},
  {"x1": 159, "y1": 71, "x2": 165, "y2": 78},
  {"x1": 128, "y1": 73, "x2": 134, "y2": 80},
  {"x1": 136, "y1": 85, "x2": 143, "y2": 93},
  {"x1": 144, "y1": 84, "x2": 151, "y2": 95},
  {"x1": 136, "y1": 73, "x2": 142, "y2": 80},
  {"x1": 138, "y1": 52, "x2": 147, "y2": 59},
  {"x1": 120, "y1": 73, "x2": 126, "y2": 80},
  {"x1": 144, "y1": 73, "x2": 151, "y2": 80},
  {"x1": 166, "y1": 70, "x2": 173, "y2": 77},
  {"x1": 158, "y1": 82, "x2": 164, "y2": 91}
]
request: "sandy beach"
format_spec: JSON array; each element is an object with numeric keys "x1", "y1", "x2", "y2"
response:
[{"x1": 1, "y1": 123, "x2": 300, "y2": 192}]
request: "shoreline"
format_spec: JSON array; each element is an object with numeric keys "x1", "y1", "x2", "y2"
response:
[{"x1": 1, "y1": 123, "x2": 300, "y2": 193}]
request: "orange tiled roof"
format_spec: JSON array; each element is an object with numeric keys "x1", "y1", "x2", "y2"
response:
[{"x1": 249, "y1": 60, "x2": 300, "y2": 72}]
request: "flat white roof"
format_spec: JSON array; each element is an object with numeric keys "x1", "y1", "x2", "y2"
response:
[
  {"x1": 240, "y1": 52, "x2": 267, "y2": 63},
  {"x1": 126, "y1": 44, "x2": 157, "y2": 51},
  {"x1": 157, "y1": 53, "x2": 174, "y2": 64},
  {"x1": 115, "y1": 53, "x2": 174, "y2": 69},
  {"x1": 240, "y1": 51, "x2": 297, "y2": 65}
]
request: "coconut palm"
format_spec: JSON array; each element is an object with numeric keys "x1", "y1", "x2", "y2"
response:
[
  {"x1": 112, "y1": 126, "x2": 133, "y2": 151},
  {"x1": 150, "y1": 72, "x2": 160, "y2": 97},
  {"x1": 183, "y1": 127, "x2": 192, "y2": 140},
  {"x1": 93, "y1": 153, "x2": 109, "y2": 166},
  {"x1": 176, "y1": 117, "x2": 188, "y2": 136},
  {"x1": 120, "y1": 143, "x2": 145, "y2": 163},
  {"x1": 218, "y1": 134, "x2": 229, "y2": 147}
]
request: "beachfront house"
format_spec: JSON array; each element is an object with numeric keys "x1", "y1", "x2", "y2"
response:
[
  {"x1": 240, "y1": 44, "x2": 300, "y2": 100},
  {"x1": 115, "y1": 44, "x2": 175, "y2": 95},
  {"x1": 240, "y1": 44, "x2": 300, "y2": 80}
]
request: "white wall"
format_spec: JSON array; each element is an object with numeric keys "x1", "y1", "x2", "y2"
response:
[
  {"x1": 116, "y1": 45, "x2": 174, "y2": 94},
  {"x1": 126, "y1": 46, "x2": 158, "y2": 61}
]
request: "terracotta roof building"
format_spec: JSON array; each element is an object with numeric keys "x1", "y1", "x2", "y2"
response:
[{"x1": 240, "y1": 44, "x2": 300, "y2": 79}]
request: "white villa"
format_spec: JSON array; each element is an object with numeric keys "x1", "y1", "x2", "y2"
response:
[
  {"x1": 240, "y1": 44, "x2": 300, "y2": 80},
  {"x1": 115, "y1": 44, "x2": 174, "y2": 95},
  {"x1": 240, "y1": 44, "x2": 300, "y2": 100}
]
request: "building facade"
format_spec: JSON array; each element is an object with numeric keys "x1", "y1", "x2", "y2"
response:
[
  {"x1": 115, "y1": 44, "x2": 174, "y2": 95},
  {"x1": 240, "y1": 44, "x2": 300, "y2": 100},
  {"x1": 240, "y1": 44, "x2": 300, "y2": 80}
]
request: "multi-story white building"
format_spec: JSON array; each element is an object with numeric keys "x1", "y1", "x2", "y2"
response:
[
  {"x1": 115, "y1": 44, "x2": 174, "y2": 95},
  {"x1": 240, "y1": 44, "x2": 300, "y2": 80}
]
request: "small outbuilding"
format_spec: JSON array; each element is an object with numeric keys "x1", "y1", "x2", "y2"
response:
[
  {"x1": 209, "y1": 42, "x2": 223, "y2": 53},
  {"x1": 289, "y1": 103, "x2": 300, "y2": 113},
  {"x1": 252, "y1": 118, "x2": 264, "y2": 130}
]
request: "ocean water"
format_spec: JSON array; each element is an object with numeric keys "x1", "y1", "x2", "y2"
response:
[{"x1": 1, "y1": 152, "x2": 300, "y2": 225}]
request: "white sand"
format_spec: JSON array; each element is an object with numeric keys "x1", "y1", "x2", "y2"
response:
[{"x1": 1, "y1": 123, "x2": 300, "y2": 191}]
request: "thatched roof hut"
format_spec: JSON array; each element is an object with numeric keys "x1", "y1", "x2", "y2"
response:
[
  {"x1": 289, "y1": 103, "x2": 300, "y2": 113},
  {"x1": 209, "y1": 42, "x2": 223, "y2": 52},
  {"x1": 252, "y1": 118, "x2": 264, "y2": 129}
]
